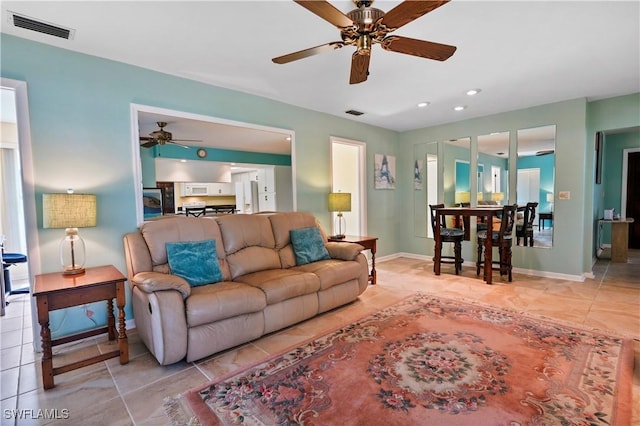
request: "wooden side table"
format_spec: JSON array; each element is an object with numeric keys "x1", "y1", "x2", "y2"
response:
[
  {"x1": 33, "y1": 265, "x2": 129, "y2": 389},
  {"x1": 539, "y1": 212, "x2": 553, "y2": 230},
  {"x1": 328, "y1": 235, "x2": 378, "y2": 284}
]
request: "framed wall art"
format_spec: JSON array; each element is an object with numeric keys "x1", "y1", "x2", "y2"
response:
[{"x1": 375, "y1": 153, "x2": 396, "y2": 189}]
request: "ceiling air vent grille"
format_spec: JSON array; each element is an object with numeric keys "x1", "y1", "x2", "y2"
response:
[
  {"x1": 345, "y1": 109, "x2": 364, "y2": 116},
  {"x1": 9, "y1": 11, "x2": 75, "y2": 40}
]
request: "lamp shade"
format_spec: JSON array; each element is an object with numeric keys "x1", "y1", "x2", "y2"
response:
[
  {"x1": 328, "y1": 192, "x2": 351, "y2": 213},
  {"x1": 454, "y1": 192, "x2": 470, "y2": 204},
  {"x1": 546, "y1": 193, "x2": 554, "y2": 202},
  {"x1": 491, "y1": 192, "x2": 504, "y2": 202},
  {"x1": 43, "y1": 193, "x2": 97, "y2": 229}
]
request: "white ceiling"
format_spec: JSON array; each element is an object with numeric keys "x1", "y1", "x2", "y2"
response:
[{"x1": 2, "y1": 0, "x2": 639, "y2": 136}]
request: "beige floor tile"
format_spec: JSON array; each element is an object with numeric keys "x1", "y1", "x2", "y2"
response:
[
  {"x1": 585, "y1": 302, "x2": 640, "y2": 339},
  {"x1": 123, "y1": 366, "x2": 207, "y2": 425},
  {"x1": 196, "y1": 343, "x2": 270, "y2": 380},
  {"x1": 2, "y1": 329, "x2": 23, "y2": 350},
  {"x1": 17, "y1": 367, "x2": 120, "y2": 422},
  {"x1": 1, "y1": 367, "x2": 20, "y2": 400},
  {"x1": 107, "y1": 352, "x2": 191, "y2": 395},
  {"x1": 1, "y1": 345, "x2": 22, "y2": 371}
]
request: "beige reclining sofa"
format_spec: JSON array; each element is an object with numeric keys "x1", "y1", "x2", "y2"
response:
[{"x1": 123, "y1": 212, "x2": 369, "y2": 365}]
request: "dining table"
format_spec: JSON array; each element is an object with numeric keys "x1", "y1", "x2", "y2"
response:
[{"x1": 433, "y1": 206, "x2": 504, "y2": 284}]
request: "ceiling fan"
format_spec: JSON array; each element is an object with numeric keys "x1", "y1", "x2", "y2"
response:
[
  {"x1": 272, "y1": 0, "x2": 457, "y2": 84},
  {"x1": 139, "y1": 122, "x2": 201, "y2": 148}
]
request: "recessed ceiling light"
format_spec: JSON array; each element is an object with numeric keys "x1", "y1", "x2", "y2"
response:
[
  {"x1": 466, "y1": 89, "x2": 481, "y2": 96},
  {"x1": 180, "y1": 159, "x2": 187, "y2": 163},
  {"x1": 453, "y1": 106, "x2": 466, "y2": 111},
  {"x1": 417, "y1": 102, "x2": 430, "y2": 108}
]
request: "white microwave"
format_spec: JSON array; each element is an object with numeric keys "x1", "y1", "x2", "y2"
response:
[{"x1": 184, "y1": 184, "x2": 208, "y2": 196}]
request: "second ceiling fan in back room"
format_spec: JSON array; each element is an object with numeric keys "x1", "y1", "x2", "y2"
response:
[
  {"x1": 272, "y1": 0, "x2": 457, "y2": 84},
  {"x1": 139, "y1": 122, "x2": 201, "y2": 149}
]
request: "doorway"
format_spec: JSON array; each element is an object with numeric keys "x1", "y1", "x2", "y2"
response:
[
  {"x1": 330, "y1": 137, "x2": 366, "y2": 236},
  {"x1": 1, "y1": 78, "x2": 40, "y2": 340},
  {"x1": 1, "y1": 87, "x2": 29, "y2": 294},
  {"x1": 622, "y1": 149, "x2": 640, "y2": 248}
]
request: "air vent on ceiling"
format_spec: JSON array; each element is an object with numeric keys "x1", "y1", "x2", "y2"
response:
[
  {"x1": 8, "y1": 11, "x2": 75, "y2": 40},
  {"x1": 345, "y1": 109, "x2": 364, "y2": 116}
]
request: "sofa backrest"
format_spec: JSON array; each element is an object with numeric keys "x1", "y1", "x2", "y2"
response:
[
  {"x1": 216, "y1": 214, "x2": 280, "y2": 279},
  {"x1": 138, "y1": 216, "x2": 232, "y2": 280},
  {"x1": 268, "y1": 212, "x2": 325, "y2": 268}
]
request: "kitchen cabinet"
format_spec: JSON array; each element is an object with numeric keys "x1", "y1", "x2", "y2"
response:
[
  {"x1": 208, "y1": 183, "x2": 234, "y2": 196},
  {"x1": 257, "y1": 167, "x2": 276, "y2": 194},
  {"x1": 259, "y1": 192, "x2": 277, "y2": 212},
  {"x1": 180, "y1": 182, "x2": 234, "y2": 196}
]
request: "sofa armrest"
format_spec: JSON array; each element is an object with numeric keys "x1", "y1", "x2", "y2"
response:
[
  {"x1": 131, "y1": 272, "x2": 191, "y2": 299},
  {"x1": 325, "y1": 242, "x2": 365, "y2": 261}
]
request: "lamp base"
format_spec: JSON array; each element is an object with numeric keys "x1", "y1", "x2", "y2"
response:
[
  {"x1": 329, "y1": 234, "x2": 346, "y2": 240},
  {"x1": 62, "y1": 266, "x2": 85, "y2": 276}
]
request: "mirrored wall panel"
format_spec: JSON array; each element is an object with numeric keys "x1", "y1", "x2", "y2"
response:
[
  {"x1": 444, "y1": 137, "x2": 471, "y2": 206},
  {"x1": 414, "y1": 142, "x2": 438, "y2": 238},
  {"x1": 516, "y1": 125, "x2": 556, "y2": 248},
  {"x1": 478, "y1": 132, "x2": 510, "y2": 205}
]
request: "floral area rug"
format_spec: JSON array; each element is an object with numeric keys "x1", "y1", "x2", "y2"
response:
[{"x1": 172, "y1": 293, "x2": 633, "y2": 425}]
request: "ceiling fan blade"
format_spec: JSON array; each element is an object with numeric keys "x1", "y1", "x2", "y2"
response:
[
  {"x1": 381, "y1": 36, "x2": 456, "y2": 61},
  {"x1": 380, "y1": 1, "x2": 449, "y2": 30},
  {"x1": 140, "y1": 140, "x2": 158, "y2": 148},
  {"x1": 349, "y1": 51, "x2": 371, "y2": 85},
  {"x1": 168, "y1": 141, "x2": 191, "y2": 149},
  {"x1": 139, "y1": 136, "x2": 153, "y2": 141},
  {"x1": 171, "y1": 139, "x2": 202, "y2": 142},
  {"x1": 294, "y1": 1, "x2": 354, "y2": 28},
  {"x1": 272, "y1": 42, "x2": 345, "y2": 64}
]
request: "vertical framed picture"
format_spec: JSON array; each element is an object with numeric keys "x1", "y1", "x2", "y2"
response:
[
  {"x1": 414, "y1": 159, "x2": 423, "y2": 190},
  {"x1": 143, "y1": 188, "x2": 163, "y2": 220},
  {"x1": 595, "y1": 131, "x2": 603, "y2": 184},
  {"x1": 375, "y1": 153, "x2": 396, "y2": 189}
]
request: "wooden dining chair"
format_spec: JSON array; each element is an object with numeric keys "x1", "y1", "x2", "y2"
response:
[
  {"x1": 429, "y1": 204, "x2": 465, "y2": 275},
  {"x1": 516, "y1": 202, "x2": 538, "y2": 247},
  {"x1": 476, "y1": 204, "x2": 518, "y2": 282},
  {"x1": 185, "y1": 207, "x2": 207, "y2": 217}
]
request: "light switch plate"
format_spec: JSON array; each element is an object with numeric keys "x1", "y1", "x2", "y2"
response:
[{"x1": 559, "y1": 191, "x2": 570, "y2": 200}]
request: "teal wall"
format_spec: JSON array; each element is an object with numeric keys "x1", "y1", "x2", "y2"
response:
[
  {"x1": 1, "y1": 35, "x2": 398, "y2": 338},
  {"x1": 399, "y1": 99, "x2": 590, "y2": 276},
  {"x1": 587, "y1": 94, "x2": 640, "y2": 267},
  {"x1": 517, "y1": 154, "x2": 555, "y2": 213},
  {"x1": 599, "y1": 130, "x2": 640, "y2": 243},
  {"x1": 2, "y1": 34, "x2": 639, "y2": 338}
]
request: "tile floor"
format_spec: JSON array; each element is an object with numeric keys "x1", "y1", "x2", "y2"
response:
[{"x1": 1, "y1": 251, "x2": 639, "y2": 425}]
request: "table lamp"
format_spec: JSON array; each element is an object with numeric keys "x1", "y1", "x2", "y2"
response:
[
  {"x1": 547, "y1": 193, "x2": 554, "y2": 212},
  {"x1": 43, "y1": 190, "x2": 97, "y2": 275},
  {"x1": 328, "y1": 192, "x2": 351, "y2": 239},
  {"x1": 454, "y1": 192, "x2": 470, "y2": 205}
]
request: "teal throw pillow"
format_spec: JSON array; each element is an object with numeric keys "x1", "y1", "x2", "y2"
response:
[
  {"x1": 290, "y1": 227, "x2": 331, "y2": 266},
  {"x1": 166, "y1": 239, "x2": 223, "y2": 287}
]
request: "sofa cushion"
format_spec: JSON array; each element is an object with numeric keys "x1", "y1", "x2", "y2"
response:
[
  {"x1": 166, "y1": 240, "x2": 223, "y2": 286},
  {"x1": 290, "y1": 227, "x2": 331, "y2": 265},
  {"x1": 216, "y1": 214, "x2": 281, "y2": 278},
  {"x1": 185, "y1": 281, "x2": 267, "y2": 328},
  {"x1": 293, "y1": 259, "x2": 364, "y2": 291},
  {"x1": 236, "y1": 269, "x2": 320, "y2": 305},
  {"x1": 139, "y1": 217, "x2": 231, "y2": 280}
]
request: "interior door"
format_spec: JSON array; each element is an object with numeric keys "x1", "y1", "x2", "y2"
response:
[{"x1": 626, "y1": 151, "x2": 640, "y2": 248}]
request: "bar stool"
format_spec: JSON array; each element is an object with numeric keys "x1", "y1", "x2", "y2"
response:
[
  {"x1": 476, "y1": 204, "x2": 517, "y2": 282},
  {"x1": 429, "y1": 204, "x2": 465, "y2": 275},
  {"x1": 3, "y1": 252, "x2": 28, "y2": 304}
]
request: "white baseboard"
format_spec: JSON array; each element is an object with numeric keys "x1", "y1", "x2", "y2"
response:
[{"x1": 387, "y1": 252, "x2": 585, "y2": 282}]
